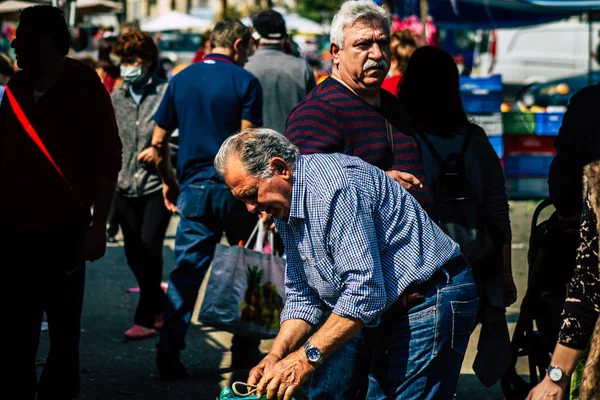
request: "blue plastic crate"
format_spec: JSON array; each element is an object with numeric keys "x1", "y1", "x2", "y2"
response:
[
  {"x1": 462, "y1": 92, "x2": 503, "y2": 114},
  {"x1": 504, "y1": 154, "x2": 554, "y2": 177},
  {"x1": 506, "y1": 177, "x2": 549, "y2": 199},
  {"x1": 488, "y1": 136, "x2": 504, "y2": 158},
  {"x1": 534, "y1": 112, "x2": 564, "y2": 136},
  {"x1": 460, "y1": 74, "x2": 503, "y2": 94}
]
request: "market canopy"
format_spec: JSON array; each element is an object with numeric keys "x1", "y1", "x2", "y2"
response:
[
  {"x1": 0, "y1": 0, "x2": 40, "y2": 19},
  {"x1": 75, "y1": 0, "x2": 122, "y2": 15},
  {"x1": 141, "y1": 11, "x2": 212, "y2": 32},
  {"x1": 243, "y1": 7, "x2": 326, "y2": 35},
  {"x1": 390, "y1": 0, "x2": 600, "y2": 28}
]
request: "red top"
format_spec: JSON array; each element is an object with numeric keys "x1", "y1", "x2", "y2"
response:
[
  {"x1": 0, "y1": 58, "x2": 122, "y2": 228},
  {"x1": 192, "y1": 49, "x2": 205, "y2": 64},
  {"x1": 381, "y1": 74, "x2": 402, "y2": 98}
]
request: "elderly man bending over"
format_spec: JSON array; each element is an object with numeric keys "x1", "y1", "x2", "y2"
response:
[{"x1": 215, "y1": 129, "x2": 479, "y2": 400}]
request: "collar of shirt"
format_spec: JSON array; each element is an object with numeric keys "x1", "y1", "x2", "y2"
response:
[
  {"x1": 202, "y1": 53, "x2": 234, "y2": 64},
  {"x1": 255, "y1": 45, "x2": 284, "y2": 54},
  {"x1": 288, "y1": 156, "x2": 306, "y2": 225},
  {"x1": 118, "y1": 74, "x2": 159, "y2": 97}
]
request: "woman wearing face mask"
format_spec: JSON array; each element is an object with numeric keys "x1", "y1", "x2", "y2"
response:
[{"x1": 111, "y1": 31, "x2": 172, "y2": 340}]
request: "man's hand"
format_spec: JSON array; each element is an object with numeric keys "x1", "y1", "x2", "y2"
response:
[
  {"x1": 502, "y1": 272, "x2": 518, "y2": 307},
  {"x1": 137, "y1": 148, "x2": 155, "y2": 164},
  {"x1": 526, "y1": 375, "x2": 567, "y2": 399},
  {"x1": 248, "y1": 353, "x2": 281, "y2": 386},
  {"x1": 256, "y1": 350, "x2": 314, "y2": 400},
  {"x1": 162, "y1": 182, "x2": 180, "y2": 213},
  {"x1": 84, "y1": 222, "x2": 107, "y2": 261},
  {"x1": 385, "y1": 170, "x2": 423, "y2": 191}
]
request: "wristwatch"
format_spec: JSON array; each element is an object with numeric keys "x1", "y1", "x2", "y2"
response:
[
  {"x1": 547, "y1": 365, "x2": 569, "y2": 383},
  {"x1": 303, "y1": 342, "x2": 324, "y2": 366}
]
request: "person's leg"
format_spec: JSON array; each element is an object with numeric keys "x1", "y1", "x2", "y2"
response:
[
  {"x1": 136, "y1": 191, "x2": 171, "y2": 327},
  {"x1": 3, "y1": 225, "x2": 45, "y2": 400},
  {"x1": 367, "y1": 260, "x2": 479, "y2": 400},
  {"x1": 220, "y1": 185, "x2": 262, "y2": 367},
  {"x1": 157, "y1": 182, "x2": 222, "y2": 378},
  {"x1": 37, "y1": 214, "x2": 88, "y2": 400},
  {"x1": 114, "y1": 193, "x2": 152, "y2": 330}
]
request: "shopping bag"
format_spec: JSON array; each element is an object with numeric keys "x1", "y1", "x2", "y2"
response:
[{"x1": 197, "y1": 222, "x2": 286, "y2": 339}]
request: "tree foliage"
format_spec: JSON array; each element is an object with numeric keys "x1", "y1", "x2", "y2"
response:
[{"x1": 295, "y1": 0, "x2": 342, "y2": 23}]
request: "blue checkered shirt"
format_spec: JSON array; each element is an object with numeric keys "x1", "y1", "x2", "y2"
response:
[{"x1": 275, "y1": 154, "x2": 461, "y2": 326}]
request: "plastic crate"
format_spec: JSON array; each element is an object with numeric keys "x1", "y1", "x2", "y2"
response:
[
  {"x1": 488, "y1": 136, "x2": 504, "y2": 158},
  {"x1": 462, "y1": 92, "x2": 503, "y2": 114},
  {"x1": 504, "y1": 154, "x2": 554, "y2": 177},
  {"x1": 502, "y1": 112, "x2": 536, "y2": 135},
  {"x1": 506, "y1": 177, "x2": 549, "y2": 199},
  {"x1": 471, "y1": 113, "x2": 503, "y2": 136},
  {"x1": 460, "y1": 74, "x2": 503, "y2": 94},
  {"x1": 504, "y1": 135, "x2": 556, "y2": 156},
  {"x1": 534, "y1": 112, "x2": 564, "y2": 136}
]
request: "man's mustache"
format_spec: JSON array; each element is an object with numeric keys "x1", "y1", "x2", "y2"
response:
[{"x1": 363, "y1": 59, "x2": 388, "y2": 71}]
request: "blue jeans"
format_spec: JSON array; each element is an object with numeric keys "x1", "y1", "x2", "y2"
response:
[
  {"x1": 157, "y1": 179, "x2": 257, "y2": 353},
  {"x1": 365, "y1": 259, "x2": 479, "y2": 400},
  {"x1": 308, "y1": 331, "x2": 370, "y2": 399}
]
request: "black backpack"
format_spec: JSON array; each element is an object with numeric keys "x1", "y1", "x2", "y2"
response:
[{"x1": 419, "y1": 130, "x2": 503, "y2": 278}]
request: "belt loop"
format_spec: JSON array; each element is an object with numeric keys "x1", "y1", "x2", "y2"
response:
[{"x1": 441, "y1": 265, "x2": 451, "y2": 284}]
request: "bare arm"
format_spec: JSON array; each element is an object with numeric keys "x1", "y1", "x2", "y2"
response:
[
  {"x1": 151, "y1": 124, "x2": 176, "y2": 185},
  {"x1": 151, "y1": 125, "x2": 178, "y2": 212},
  {"x1": 248, "y1": 319, "x2": 314, "y2": 386},
  {"x1": 526, "y1": 344, "x2": 585, "y2": 399},
  {"x1": 241, "y1": 119, "x2": 260, "y2": 131}
]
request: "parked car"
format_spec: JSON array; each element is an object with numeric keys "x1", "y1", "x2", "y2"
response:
[
  {"x1": 515, "y1": 70, "x2": 600, "y2": 109},
  {"x1": 158, "y1": 32, "x2": 203, "y2": 67}
]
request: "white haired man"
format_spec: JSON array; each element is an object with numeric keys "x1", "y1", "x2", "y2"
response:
[{"x1": 215, "y1": 129, "x2": 479, "y2": 400}]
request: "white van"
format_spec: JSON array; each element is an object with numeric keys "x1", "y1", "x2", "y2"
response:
[{"x1": 486, "y1": 18, "x2": 600, "y2": 86}]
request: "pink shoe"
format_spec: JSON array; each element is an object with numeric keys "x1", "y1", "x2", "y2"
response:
[
  {"x1": 124, "y1": 325, "x2": 156, "y2": 340},
  {"x1": 154, "y1": 314, "x2": 163, "y2": 330}
]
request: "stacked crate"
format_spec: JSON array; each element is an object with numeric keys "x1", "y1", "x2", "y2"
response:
[
  {"x1": 502, "y1": 110, "x2": 564, "y2": 199},
  {"x1": 460, "y1": 74, "x2": 504, "y2": 159}
]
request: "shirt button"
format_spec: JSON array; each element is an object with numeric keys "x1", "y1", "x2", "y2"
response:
[{"x1": 301, "y1": 256, "x2": 307, "y2": 262}]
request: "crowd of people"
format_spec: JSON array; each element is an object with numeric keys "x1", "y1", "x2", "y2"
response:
[{"x1": 0, "y1": 1, "x2": 598, "y2": 400}]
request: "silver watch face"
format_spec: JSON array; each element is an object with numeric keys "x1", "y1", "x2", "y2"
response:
[
  {"x1": 306, "y1": 347, "x2": 321, "y2": 363},
  {"x1": 549, "y1": 367, "x2": 563, "y2": 382}
]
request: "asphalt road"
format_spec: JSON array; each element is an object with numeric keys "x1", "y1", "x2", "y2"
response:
[{"x1": 35, "y1": 200, "x2": 544, "y2": 400}]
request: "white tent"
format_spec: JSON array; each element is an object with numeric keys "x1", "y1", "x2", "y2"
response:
[
  {"x1": 76, "y1": 0, "x2": 122, "y2": 14},
  {"x1": 243, "y1": 8, "x2": 326, "y2": 35},
  {"x1": 0, "y1": 0, "x2": 39, "y2": 19},
  {"x1": 141, "y1": 11, "x2": 212, "y2": 32}
]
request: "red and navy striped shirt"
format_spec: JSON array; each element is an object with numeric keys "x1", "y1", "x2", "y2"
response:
[{"x1": 285, "y1": 76, "x2": 435, "y2": 216}]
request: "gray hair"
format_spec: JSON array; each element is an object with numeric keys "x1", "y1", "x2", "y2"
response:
[
  {"x1": 215, "y1": 128, "x2": 299, "y2": 179},
  {"x1": 330, "y1": 0, "x2": 391, "y2": 50}
]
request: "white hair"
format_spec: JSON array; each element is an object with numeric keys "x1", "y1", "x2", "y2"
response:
[
  {"x1": 330, "y1": 0, "x2": 391, "y2": 49},
  {"x1": 214, "y1": 128, "x2": 299, "y2": 179}
]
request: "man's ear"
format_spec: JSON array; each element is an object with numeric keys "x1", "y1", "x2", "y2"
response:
[
  {"x1": 330, "y1": 42, "x2": 341, "y2": 67},
  {"x1": 270, "y1": 157, "x2": 291, "y2": 180},
  {"x1": 233, "y1": 37, "x2": 243, "y2": 54}
]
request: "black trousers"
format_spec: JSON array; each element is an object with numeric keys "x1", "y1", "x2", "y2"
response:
[
  {"x1": 114, "y1": 190, "x2": 172, "y2": 328},
  {"x1": 3, "y1": 212, "x2": 89, "y2": 400}
]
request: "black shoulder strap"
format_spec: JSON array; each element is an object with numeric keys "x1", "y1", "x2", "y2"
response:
[{"x1": 418, "y1": 132, "x2": 445, "y2": 167}]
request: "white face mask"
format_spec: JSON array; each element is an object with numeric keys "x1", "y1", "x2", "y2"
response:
[{"x1": 120, "y1": 65, "x2": 143, "y2": 83}]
